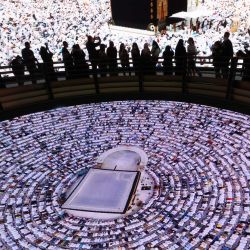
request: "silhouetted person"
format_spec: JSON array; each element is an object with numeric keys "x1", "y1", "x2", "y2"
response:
[
  {"x1": 141, "y1": 43, "x2": 152, "y2": 74},
  {"x1": 131, "y1": 42, "x2": 140, "y2": 74},
  {"x1": 163, "y1": 45, "x2": 174, "y2": 75},
  {"x1": 211, "y1": 41, "x2": 223, "y2": 78},
  {"x1": 187, "y1": 37, "x2": 201, "y2": 77},
  {"x1": 10, "y1": 55, "x2": 25, "y2": 85},
  {"x1": 151, "y1": 40, "x2": 160, "y2": 67},
  {"x1": 39, "y1": 44, "x2": 56, "y2": 81},
  {"x1": 62, "y1": 41, "x2": 74, "y2": 79},
  {"x1": 107, "y1": 41, "x2": 117, "y2": 76},
  {"x1": 190, "y1": 18, "x2": 194, "y2": 31},
  {"x1": 21, "y1": 42, "x2": 38, "y2": 84},
  {"x1": 196, "y1": 18, "x2": 200, "y2": 32},
  {"x1": 181, "y1": 21, "x2": 185, "y2": 30},
  {"x1": 175, "y1": 39, "x2": 187, "y2": 76},
  {"x1": 119, "y1": 43, "x2": 130, "y2": 75},
  {"x1": 98, "y1": 44, "x2": 108, "y2": 77},
  {"x1": 221, "y1": 32, "x2": 233, "y2": 79},
  {"x1": 86, "y1": 35, "x2": 101, "y2": 71},
  {"x1": 0, "y1": 74, "x2": 4, "y2": 88},
  {"x1": 71, "y1": 44, "x2": 89, "y2": 78},
  {"x1": 236, "y1": 49, "x2": 250, "y2": 81}
]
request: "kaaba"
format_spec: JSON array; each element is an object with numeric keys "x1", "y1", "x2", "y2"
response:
[
  {"x1": 111, "y1": 0, "x2": 151, "y2": 29},
  {"x1": 111, "y1": 0, "x2": 187, "y2": 29}
]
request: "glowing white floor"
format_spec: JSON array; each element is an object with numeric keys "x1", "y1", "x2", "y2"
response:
[
  {"x1": 65, "y1": 169, "x2": 154, "y2": 220},
  {"x1": 63, "y1": 168, "x2": 138, "y2": 213},
  {"x1": 102, "y1": 150, "x2": 141, "y2": 171}
]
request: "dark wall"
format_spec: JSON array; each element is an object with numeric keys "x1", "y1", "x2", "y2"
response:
[
  {"x1": 111, "y1": 0, "x2": 151, "y2": 29},
  {"x1": 168, "y1": 0, "x2": 187, "y2": 17}
]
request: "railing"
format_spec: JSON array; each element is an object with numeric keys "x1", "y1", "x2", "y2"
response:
[{"x1": 0, "y1": 56, "x2": 249, "y2": 117}]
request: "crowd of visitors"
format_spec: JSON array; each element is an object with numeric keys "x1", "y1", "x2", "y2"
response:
[
  {"x1": 7, "y1": 30, "x2": 250, "y2": 85},
  {"x1": 157, "y1": 0, "x2": 249, "y2": 56},
  {"x1": 0, "y1": 0, "x2": 112, "y2": 65},
  {"x1": 0, "y1": 100, "x2": 249, "y2": 249}
]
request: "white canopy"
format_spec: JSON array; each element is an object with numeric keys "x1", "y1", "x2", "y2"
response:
[
  {"x1": 171, "y1": 11, "x2": 189, "y2": 19},
  {"x1": 171, "y1": 7, "x2": 213, "y2": 19}
]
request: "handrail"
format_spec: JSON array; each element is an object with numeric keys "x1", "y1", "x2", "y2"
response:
[{"x1": 1, "y1": 56, "x2": 249, "y2": 79}]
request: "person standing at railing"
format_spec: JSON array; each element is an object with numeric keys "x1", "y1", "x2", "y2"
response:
[
  {"x1": 10, "y1": 55, "x2": 25, "y2": 86},
  {"x1": 221, "y1": 31, "x2": 234, "y2": 79},
  {"x1": 211, "y1": 41, "x2": 223, "y2": 78},
  {"x1": 187, "y1": 37, "x2": 202, "y2": 77},
  {"x1": 151, "y1": 41, "x2": 161, "y2": 68},
  {"x1": 0, "y1": 74, "x2": 4, "y2": 88},
  {"x1": 21, "y1": 42, "x2": 38, "y2": 84},
  {"x1": 131, "y1": 42, "x2": 140, "y2": 75},
  {"x1": 71, "y1": 44, "x2": 89, "y2": 78},
  {"x1": 175, "y1": 39, "x2": 187, "y2": 76},
  {"x1": 236, "y1": 48, "x2": 250, "y2": 81},
  {"x1": 162, "y1": 45, "x2": 174, "y2": 75},
  {"x1": 119, "y1": 43, "x2": 130, "y2": 76},
  {"x1": 98, "y1": 44, "x2": 108, "y2": 77},
  {"x1": 39, "y1": 44, "x2": 56, "y2": 81},
  {"x1": 62, "y1": 41, "x2": 74, "y2": 79},
  {"x1": 141, "y1": 43, "x2": 152, "y2": 75},
  {"x1": 86, "y1": 35, "x2": 101, "y2": 72},
  {"x1": 107, "y1": 41, "x2": 117, "y2": 76}
]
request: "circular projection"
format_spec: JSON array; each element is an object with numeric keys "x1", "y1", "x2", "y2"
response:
[
  {"x1": 63, "y1": 146, "x2": 154, "y2": 220},
  {"x1": 97, "y1": 145, "x2": 148, "y2": 169},
  {"x1": 102, "y1": 149, "x2": 141, "y2": 170},
  {"x1": 0, "y1": 100, "x2": 249, "y2": 249}
]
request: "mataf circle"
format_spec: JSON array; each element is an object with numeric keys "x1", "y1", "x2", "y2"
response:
[
  {"x1": 0, "y1": 100, "x2": 249, "y2": 249},
  {"x1": 62, "y1": 145, "x2": 154, "y2": 220}
]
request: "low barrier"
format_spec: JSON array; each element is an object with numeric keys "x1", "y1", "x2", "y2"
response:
[{"x1": 0, "y1": 57, "x2": 249, "y2": 118}]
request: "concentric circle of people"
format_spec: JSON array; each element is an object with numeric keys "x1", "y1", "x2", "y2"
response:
[
  {"x1": 0, "y1": 100, "x2": 249, "y2": 249},
  {"x1": 0, "y1": 0, "x2": 249, "y2": 66}
]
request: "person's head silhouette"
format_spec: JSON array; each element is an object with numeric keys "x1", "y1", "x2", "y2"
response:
[{"x1": 24, "y1": 42, "x2": 30, "y2": 49}]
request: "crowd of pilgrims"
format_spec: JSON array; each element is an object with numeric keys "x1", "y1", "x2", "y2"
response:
[
  {"x1": 0, "y1": 0, "x2": 249, "y2": 82},
  {"x1": 8, "y1": 31, "x2": 250, "y2": 85},
  {"x1": 0, "y1": 0, "x2": 249, "y2": 64}
]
